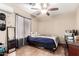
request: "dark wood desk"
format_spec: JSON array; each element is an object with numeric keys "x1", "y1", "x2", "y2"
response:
[
  {"x1": 68, "y1": 43, "x2": 79, "y2": 56},
  {"x1": 59, "y1": 42, "x2": 79, "y2": 56}
]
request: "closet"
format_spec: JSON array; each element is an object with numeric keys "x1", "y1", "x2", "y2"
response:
[{"x1": 16, "y1": 14, "x2": 31, "y2": 48}]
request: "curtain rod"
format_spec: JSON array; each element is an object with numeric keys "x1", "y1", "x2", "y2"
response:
[{"x1": 15, "y1": 13, "x2": 31, "y2": 20}]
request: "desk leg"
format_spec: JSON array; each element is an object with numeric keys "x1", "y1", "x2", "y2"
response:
[{"x1": 64, "y1": 44, "x2": 68, "y2": 56}]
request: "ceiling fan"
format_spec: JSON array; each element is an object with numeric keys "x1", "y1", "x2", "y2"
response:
[{"x1": 26, "y1": 3, "x2": 59, "y2": 16}]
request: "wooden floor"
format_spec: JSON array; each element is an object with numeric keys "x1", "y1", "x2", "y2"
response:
[{"x1": 15, "y1": 45, "x2": 65, "y2": 56}]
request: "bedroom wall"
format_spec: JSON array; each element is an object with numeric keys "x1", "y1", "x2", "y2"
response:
[
  {"x1": 76, "y1": 7, "x2": 79, "y2": 30},
  {"x1": 31, "y1": 16, "x2": 38, "y2": 33},
  {"x1": 38, "y1": 12, "x2": 77, "y2": 42}
]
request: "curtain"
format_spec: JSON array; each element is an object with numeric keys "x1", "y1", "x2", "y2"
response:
[
  {"x1": 24, "y1": 18, "x2": 31, "y2": 37},
  {"x1": 16, "y1": 14, "x2": 31, "y2": 46},
  {"x1": 16, "y1": 15, "x2": 24, "y2": 39}
]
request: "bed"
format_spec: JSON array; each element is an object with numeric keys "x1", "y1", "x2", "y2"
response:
[{"x1": 27, "y1": 35, "x2": 59, "y2": 51}]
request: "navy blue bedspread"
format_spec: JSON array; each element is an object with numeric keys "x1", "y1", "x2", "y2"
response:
[{"x1": 27, "y1": 36, "x2": 56, "y2": 50}]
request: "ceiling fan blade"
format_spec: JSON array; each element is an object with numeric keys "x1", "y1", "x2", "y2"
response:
[
  {"x1": 31, "y1": 8, "x2": 40, "y2": 10},
  {"x1": 48, "y1": 8, "x2": 59, "y2": 11},
  {"x1": 26, "y1": 3, "x2": 36, "y2": 6}
]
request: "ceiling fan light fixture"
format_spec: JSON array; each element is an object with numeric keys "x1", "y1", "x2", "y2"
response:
[{"x1": 41, "y1": 9, "x2": 47, "y2": 14}]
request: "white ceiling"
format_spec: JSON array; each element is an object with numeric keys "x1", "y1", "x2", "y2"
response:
[{"x1": 6, "y1": 3, "x2": 79, "y2": 17}]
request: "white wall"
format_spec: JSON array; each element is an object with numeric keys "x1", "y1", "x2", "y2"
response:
[
  {"x1": 76, "y1": 8, "x2": 79, "y2": 30},
  {"x1": 38, "y1": 12, "x2": 77, "y2": 42},
  {"x1": 31, "y1": 16, "x2": 39, "y2": 33}
]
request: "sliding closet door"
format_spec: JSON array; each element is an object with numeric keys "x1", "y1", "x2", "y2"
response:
[
  {"x1": 24, "y1": 18, "x2": 31, "y2": 37},
  {"x1": 16, "y1": 15, "x2": 24, "y2": 48}
]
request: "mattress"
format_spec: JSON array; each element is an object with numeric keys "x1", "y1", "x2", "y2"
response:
[
  {"x1": 31, "y1": 36, "x2": 58, "y2": 48},
  {"x1": 27, "y1": 35, "x2": 59, "y2": 50}
]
